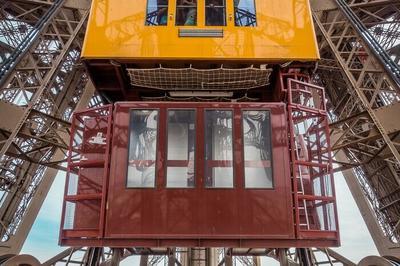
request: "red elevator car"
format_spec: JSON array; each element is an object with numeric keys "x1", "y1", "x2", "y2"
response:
[{"x1": 59, "y1": 78, "x2": 340, "y2": 248}]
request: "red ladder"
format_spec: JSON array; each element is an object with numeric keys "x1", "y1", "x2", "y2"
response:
[{"x1": 285, "y1": 76, "x2": 339, "y2": 240}]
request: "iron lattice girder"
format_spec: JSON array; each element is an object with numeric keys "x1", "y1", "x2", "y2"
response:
[
  {"x1": 0, "y1": 0, "x2": 93, "y2": 255},
  {"x1": 344, "y1": 0, "x2": 400, "y2": 57},
  {"x1": 0, "y1": 101, "x2": 71, "y2": 172},
  {"x1": 0, "y1": 0, "x2": 90, "y2": 70},
  {"x1": 311, "y1": 0, "x2": 400, "y2": 256},
  {"x1": 312, "y1": 0, "x2": 400, "y2": 64}
]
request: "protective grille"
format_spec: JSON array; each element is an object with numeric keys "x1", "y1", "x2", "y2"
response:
[{"x1": 127, "y1": 66, "x2": 272, "y2": 91}]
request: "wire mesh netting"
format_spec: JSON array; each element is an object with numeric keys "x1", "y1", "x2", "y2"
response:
[{"x1": 127, "y1": 66, "x2": 272, "y2": 91}]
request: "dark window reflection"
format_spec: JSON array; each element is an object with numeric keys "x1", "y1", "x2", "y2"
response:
[
  {"x1": 205, "y1": 110, "x2": 234, "y2": 188},
  {"x1": 206, "y1": 0, "x2": 226, "y2": 26},
  {"x1": 176, "y1": 0, "x2": 197, "y2": 26},
  {"x1": 127, "y1": 110, "x2": 158, "y2": 188},
  {"x1": 243, "y1": 110, "x2": 273, "y2": 188},
  {"x1": 234, "y1": 0, "x2": 257, "y2": 27},
  {"x1": 167, "y1": 110, "x2": 196, "y2": 188},
  {"x1": 146, "y1": 0, "x2": 168, "y2": 26}
]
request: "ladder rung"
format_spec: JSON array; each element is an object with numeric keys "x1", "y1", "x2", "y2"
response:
[
  {"x1": 70, "y1": 159, "x2": 105, "y2": 168},
  {"x1": 65, "y1": 193, "x2": 102, "y2": 202}
]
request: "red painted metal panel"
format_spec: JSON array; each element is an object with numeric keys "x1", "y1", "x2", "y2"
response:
[{"x1": 104, "y1": 102, "x2": 294, "y2": 243}]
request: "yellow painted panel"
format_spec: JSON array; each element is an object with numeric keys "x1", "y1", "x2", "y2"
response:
[{"x1": 82, "y1": 0, "x2": 319, "y2": 61}]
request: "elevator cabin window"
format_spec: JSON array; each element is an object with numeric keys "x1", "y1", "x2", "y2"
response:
[
  {"x1": 126, "y1": 108, "x2": 273, "y2": 189},
  {"x1": 206, "y1": 0, "x2": 226, "y2": 26},
  {"x1": 127, "y1": 110, "x2": 158, "y2": 188},
  {"x1": 205, "y1": 110, "x2": 234, "y2": 188},
  {"x1": 176, "y1": 0, "x2": 197, "y2": 26},
  {"x1": 242, "y1": 111, "x2": 273, "y2": 188},
  {"x1": 234, "y1": 0, "x2": 257, "y2": 26},
  {"x1": 167, "y1": 110, "x2": 196, "y2": 188},
  {"x1": 146, "y1": 0, "x2": 168, "y2": 26}
]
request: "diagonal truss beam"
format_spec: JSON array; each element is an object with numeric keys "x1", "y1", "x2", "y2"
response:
[
  {"x1": 0, "y1": 0, "x2": 94, "y2": 255},
  {"x1": 312, "y1": 0, "x2": 400, "y2": 256}
]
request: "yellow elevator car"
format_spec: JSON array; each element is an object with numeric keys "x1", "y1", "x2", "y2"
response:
[
  {"x1": 83, "y1": 0, "x2": 318, "y2": 61},
  {"x1": 82, "y1": 0, "x2": 319, "y2": 101}
]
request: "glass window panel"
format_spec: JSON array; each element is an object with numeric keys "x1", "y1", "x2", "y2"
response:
[
  {"x1": 206, "y1": 0, "x2": 226, "y2": 26},
  {"x1": 315, "y1": 202, "x2": 336, "y2": 231},
  {"x1": 127, "y1": 110, "x2": 158, "y2": 188},
  {"x1": 146, "y1": 0, "x2": 168, "y2": 26},
  {"x1": 205, "y1": 110, "x2": 234, "y2": 188},
  {"x1": 63, "y1": 202, "x2": 76, "y2": 229},
  {"x1": 243, "y1": 110, "x2": 273, "y2": 188},
  {"x1": 167, "y1": 110, "x2": 196, "y2": 188},
  {"x1": 67, "y1": 172, "x2": 78, "y2": 195},
  {"x1": 176, "y1": 0, "x2": 197, "y2": 26},
  {"x1": 234, "y1": 0, "x2": 257, "y2": 27},
  {"x1": 312, "y1": 174, "x2": 334, "y2": 197}
]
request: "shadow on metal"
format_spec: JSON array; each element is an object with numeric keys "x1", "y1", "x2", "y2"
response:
[
  {"x1": 358, "y1": 255, "x2": 400, "y2": 266},
  {"x1": 0, "y1": 254, "x2": 40, "y2": 266}
]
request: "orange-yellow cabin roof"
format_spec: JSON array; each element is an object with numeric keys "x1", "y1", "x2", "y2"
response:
[{"x1": 82, "y1": 0, "x2": 320, "y2": 62}]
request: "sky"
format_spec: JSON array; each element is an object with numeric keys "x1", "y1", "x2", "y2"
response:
[{"x1": 21, "y1": 171, "x2": 378, "y2": 264}]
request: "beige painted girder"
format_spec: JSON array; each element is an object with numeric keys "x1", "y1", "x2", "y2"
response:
[
  {"x1": 0, "y1": 81, "x2": 95, "y2": 255},
  {"x1": 339, "y1": 151, "x2": 400, "y2": 257},
  {"x1": 311, "y1": 0, "x2": 400, "y2": 256},
  {"x1": 0, "y1": 10, "x2": 89, "y2": 161},
  {"x1": 313, "y1": 11, "x2": 400, "y2": 169},
  {"x1": 0, "y1": 0, "x2": 93, "y2": 256}
]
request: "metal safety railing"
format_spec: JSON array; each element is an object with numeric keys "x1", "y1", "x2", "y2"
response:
[
  {"x1": 285, "y1": 75, "x2": 339, "y2": 240},
  {"x1": 59, "y1": 105, "x2": 112, "y2": 241}
]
